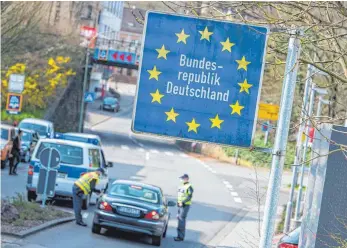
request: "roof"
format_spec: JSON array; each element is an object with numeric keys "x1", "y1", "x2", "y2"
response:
[
  {"x1": 19, "y1": 118, "x2": 52, "y2": 126},
  {"x1": 121, "y1": 7, "x2": 144, "y2": 34},
  {"x1": 65, "y1": 132, "x2": 101, "y2": 140},
  {"x1": 112, "y1": 180, "x2": 162, "y2": 192},
  {"x1": 39, "y1": 138, "x2": 100, "y2": 149},
  {"x1": 1, "y1": 124, "x2": 13, "y2": 129}
]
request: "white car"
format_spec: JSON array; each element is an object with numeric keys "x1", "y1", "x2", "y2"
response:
[
  {"x1": 19, "y1": 118, "x2": 54, "y2": 139},
  {"x1": 26, "y1": 138, "x2": 113, "y2": 209}
]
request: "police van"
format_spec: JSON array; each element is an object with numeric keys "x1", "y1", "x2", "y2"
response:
[{"x1": 26, "y1": 138, "x2": 113, "y2": 209}]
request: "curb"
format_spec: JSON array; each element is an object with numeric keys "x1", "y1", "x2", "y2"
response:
[{"x1": 1, "y1": 216, "x2": 75, "y2": 238}]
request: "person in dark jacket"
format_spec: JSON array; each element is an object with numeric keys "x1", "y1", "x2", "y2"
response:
[{"x1": 9, "y1": 129, "x2": 22, "y2": 175}]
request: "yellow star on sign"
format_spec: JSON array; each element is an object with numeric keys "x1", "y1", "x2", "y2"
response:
[
  {"x1": 186, "y1": 118, "x2": 200, "y2": 133},
  {"x1": 176, "y1": 29, "x2": 190, "y2": 44},
  {"x1": 150, "y1": 89, "x2": 164, "y2": 104},
  {"x1": 156, "y1": 45, "x2": 170, "y2": 59},
  {"x1": 238, "y1": 79, "x2": 253, "y2": 94},
  {"x1": 165, "y1": 108, "x2": 179, "y2": 122},
  {"x1": 220, "y1": 38, "x2": 235, "y2": 52},
  {"x1": 209, "y1": 114, "x2": 224, "y2": 129},
  {"x1": 147, "y1": 66, "x2": 162, "y2": 81},
  {"x1": 199, "y1": 27, "x2": 213, "y2": 42},
  {"x1": 230, "y1": 101, "x2": 245, "y2": 116},
  {"x1": 236, "y1": 56, "x2": 251, "y2": 71}
]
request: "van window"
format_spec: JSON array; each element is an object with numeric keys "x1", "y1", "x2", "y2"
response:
[
  {"x1": 20, "y1": 123, "x2": 47, "y2": 136},
  {"x1": 88, "y1": 149, "x2": 100, "y2": 168},
  {"x1": 36, "y1": 142, "x2": 83, "y2": 165},
  {"x1": 1, "y1": 128, "x2": 9, "y2": 140}
]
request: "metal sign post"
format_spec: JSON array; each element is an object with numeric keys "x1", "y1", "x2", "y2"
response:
[
  {"x1": 37, "y1": 148, "x2": 60, "y2": 207},
  {"x1": 259, "y1": 28, "x2": 301, "y2": 248}
]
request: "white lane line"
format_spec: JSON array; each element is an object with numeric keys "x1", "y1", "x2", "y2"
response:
[
  {"x1": 121, "y1": 145, "x2": 130, "y2": 150},
  {"x1": 146, "y1": 152, "x2": 150, "y2": 160},
  {"x1": 164, "y1": 151, "x2": 174, "y2": 156},
  {"x1": 210, "y1": 169, "x2": 217, "y2": 174},
  {"x1": 234, "y1": 197, "x2": 243, "y2": 203},
  {"x1": 226, "y1": 184, "x2": 233, "y2": 189},
  {"x1": 137, "y1": 148, "x2": 145, "y2": 152},
  {"x1": 139, "y1": 143, "x2": 145, "y2": 148},
  {"x1": 150, "y1": 149, "x2": 159, "y2": 154},
  {"x1": 130, "y1": 175, "x2": 142, "y2": 180},
  {"x1": 82, "y1": 213, "x2": 89, "y2": 218},
  {"x1": 223, "y1": 181, "x2": 231, "y2": 185},
  {"x1": 231, "y1": 192, "x2": 239, "y2": 197},
  {"x1": 180, "y1": 153, "x2": 188, "y2": 158}
]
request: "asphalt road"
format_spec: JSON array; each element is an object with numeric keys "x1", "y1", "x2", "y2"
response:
[{"x1": 1, "y1": 83, "x2": 290, "y2": 248}]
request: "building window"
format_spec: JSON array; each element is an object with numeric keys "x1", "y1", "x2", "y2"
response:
[
  {"x1": 54, "y1": 1, "x2": 61, "y2": 23},
  {"x1": 87, "y1": 5, "x2": 93, "y2": 19},
  {"x1": 127, "y1": 69, "x2": 132, "y2": 76}
]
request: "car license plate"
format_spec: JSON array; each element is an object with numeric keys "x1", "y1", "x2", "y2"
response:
[
  {"x1": 118, "y1": 207, "x2": 140, "y2": 216},
  {"x1": 57, "y1": 172, "x2": 67, "y2": 179}
]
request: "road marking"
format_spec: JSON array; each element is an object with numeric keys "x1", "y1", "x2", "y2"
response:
[
  {"x1": 82, "y1": 213, "x2": 89, "y2": 218},
  {"x1": 130, "y1": 175, "x2": 142, "y2": 180},
  {"x1": 150, "y1": 149, "x2": 159, "y2": 154},
  {"x1": 231, "y1": 192, "x2": 238, "y2": 196},
  {"x1": 139, "y1": 143, "x2": 145, "y2": 148},
  {"x1": 226, "y1": 184, "x2": 233, "y2": 189},
  {"x1": 223, "y1": 181, "x2": 230, "y2": 185},
  {"x1": 146, "y1": 152, "x2": 150, "y2": 160},
  {"x1": 234, "y1": 197, "x2": 242, "y2": 203},
  {"x1": 164, "y1": 151, "x2": 174, "y2": 156},
  {"x1": 210, "y1": 169, "x2": 217, "y2": 174},
  {"x1": 121, "y1": 145, "x2": 130, "y2": 150},
  {"x1": 180, "y1": 153, "x2": 188, "y2": 158},
  {"x1": 137, "y1": 148, "x2": 145, "y2": 152}
]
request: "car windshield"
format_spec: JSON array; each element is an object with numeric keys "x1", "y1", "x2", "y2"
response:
[
  {"x1": 36, "y1": 142, "x2": 83, "y2": 165},
  {"x1": 0, "y1": 128, "x2": 9, "y2": 140},
  {"x1": 21, "y1": 132, "x2": 32, "y2": 142},
  {"x1": 109, "y1": 184, "x2": 160, "y2": 204},
  {"x1": 19, "y1": 123, "x2": 47, "y2": 136},
  {"x1": 104, "y1": 98, "x2": 117, "y2": 104}
]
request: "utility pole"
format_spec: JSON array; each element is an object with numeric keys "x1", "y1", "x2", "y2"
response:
[
  {"x1": 259, "y1": 28, "x2": 301, "y2": 248},
  {"x1": 78, "y1": 45, "x2": 90, "y2": 133},
  {"x1": 283, "y1": 64, "x2": 312, "y2": 233}
]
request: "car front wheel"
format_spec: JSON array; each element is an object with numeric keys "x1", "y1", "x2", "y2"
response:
[
  {"x1": 27, "y1": 190, "x2": 37, "y2": 202},
  {"x1": 152, "y1": 235, "x2": 162, "y2": 246},
  {"x1": 1, "y1": 155, "x2": 9, "y2": 169},
  {"x1": 92, "y1": 223, "x2": 101, "y2": 234}
]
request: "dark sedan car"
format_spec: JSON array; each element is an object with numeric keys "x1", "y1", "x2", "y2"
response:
[
  {"x1": 92, "y1": 180, "x2": 176, "y2": 246},
  {"x1": 100, "y1": 97, "x2": 120, "y2": 112},
  {"x1": 15, "y1": 128, "x2": 39, "y2": 162},
  {"x1": 277, "y1": 226, "x2": 300, "y2": 248}
]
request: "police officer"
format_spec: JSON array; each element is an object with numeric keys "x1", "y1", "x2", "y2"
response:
[
  {"x1": 72, "y1": 168, "x2": 105, "y2": 226},
  {"x1": 175, "y1": 174, "x2": 193, "y2": 242}
]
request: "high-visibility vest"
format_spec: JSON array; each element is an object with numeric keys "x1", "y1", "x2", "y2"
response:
[
  {"x1": 74, "y1": 172, "x2": 100, "y2": 195},
  {"x1": 177, "y1": 183, "x2": 193, "y2": 205}
]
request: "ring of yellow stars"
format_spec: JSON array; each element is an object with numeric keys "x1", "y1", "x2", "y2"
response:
[
  {"x1": 147, "y1": 66, "x2": 162, "y2": 81},
  {"x1": 186, "y1": 118, "x2": 200, "y2": 133},
  {"x1": 209, "y1": 114, "x2": 224, "y2": 129},
  {"x1": 220, "y1": 38, "x2": 235, "y2": 52},
  {"x1": 230, "y1": 101, "x2": 245, "y2": 116},
  {"x1": 176, "y1": 29, "x2": 190, "y2": 44},
  {"x1": 238, "y1": 79, "x2": 253, "y2": 94},
  {"x1": 236, "y1": 56, "x2": 251, "y2": 71},
  {"x1": 199, "y1": 27, "x2": 213, "y2": 42},
  {"x1": 165, "y1": 108, "x2": 179, "y2": 122},
  {"x1": 150, "y1": 89, "x2": 164, "y2": 104},
  {"x1": 156, "y1": 45, "x2": 170, "y2": 60}
]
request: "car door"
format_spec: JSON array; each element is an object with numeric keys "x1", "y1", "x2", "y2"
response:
[{"x1": 99, "y1": 150, "x2": 108, "y2": 191}]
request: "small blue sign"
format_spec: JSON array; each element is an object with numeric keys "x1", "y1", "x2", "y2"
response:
[
  {"x1": 84, "y1": 92, "x2": 95, "y2": 103},
  {"x1": 6, "y1": 93, "x2": 22, "y2": 114},
  {"x1": 94, "y1": 48, "x2": 136, "y2": 65},
  {"x1": 132, "y1": 12, "x2": 268, "y2": 147},
  {"x1": 261, "y1": 121, "x2": 271, "y2": 132}
]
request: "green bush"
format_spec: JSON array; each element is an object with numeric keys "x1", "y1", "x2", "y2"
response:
[{"x1": 1, "y1": 109, "x2": 44, "y2": 123}]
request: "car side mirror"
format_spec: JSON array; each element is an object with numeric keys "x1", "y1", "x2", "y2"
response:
[
  {"x1": 167, "y1": 201, "x2": 176, "y2": 207},
  {"x1": 107, "y1": 162, "x2": 113, "y2": 168}
]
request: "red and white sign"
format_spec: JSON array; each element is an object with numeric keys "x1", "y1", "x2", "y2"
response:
[{"x1": 80, "y1": 26, "x2": 97, "y2": 40}]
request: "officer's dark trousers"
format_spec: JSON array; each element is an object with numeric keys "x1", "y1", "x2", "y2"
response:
[
  {"x1": 9, "y1": 152, "x2": 20, "y2": 174},
  {"x1": 72, "y1": 185, "x2": 83, "y2": 223},
  {"x1": 177, "y1": 205, "x2": 190, "y2": 239}
]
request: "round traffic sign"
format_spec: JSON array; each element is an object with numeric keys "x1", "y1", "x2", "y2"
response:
[{"x1": 39, "y1": 148, "x2": 61, "y2": 169}]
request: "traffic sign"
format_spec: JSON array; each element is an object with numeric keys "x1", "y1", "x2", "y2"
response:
[
  {"x1": 98, "y1": 49, "x2": 108, "y2": 61},
  {"x1": 132, "y1": 11, "x2": 268, "y2": 147},
  {"x1": 93, "y1": 48, "x2": 136, "y2": 65},
  {"x1": 258, "y1": 103, "x2": 280, "y2": 121},
  {"x1": 6, "y1": 93, "x2": 23, "y2": 114},
  {"x1": 39, "y1": 148, "x2": 60, "y2": 170},
  {"x1": 37, "y1": 169, "x2": 57, "y2": 197},
  {"x1": 8, "y1": 74, "x2": 25, "y2": 93},
  {"x1": 261, "y1": 121, "x2": 272, "y2": 132},
  {"x1": 84, "y1": 92, "x2": 95, "y2": 103}
]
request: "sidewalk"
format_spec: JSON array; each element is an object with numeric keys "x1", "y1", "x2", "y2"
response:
[{"x1": 208, "y1": 206, "x2": 284, "y2": 248}]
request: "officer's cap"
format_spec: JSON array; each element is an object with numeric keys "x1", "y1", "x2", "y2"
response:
[{"x1": 179, "y1": 174, "x2": 189, "y2": 179}]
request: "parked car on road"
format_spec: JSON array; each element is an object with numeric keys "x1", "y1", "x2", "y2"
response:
[
  {"x1": 100, "y1": 97, "x2": 120, "y2": 112},
  {"x1": 27, "y1": 138, "x2": 112, "y2": 208},
  {"x1": 92, "y1": 180, "x2": 176, "y2": 246},
  {"x1": 1, "y1": 124, "x2": 15, "y2": 169},
  {"x1": 15, "y1": 128, "x2": 39, "y2": 163},
  {"x1": 277, "y1": 226, "x2": 300, "y2": 248},
  {"x1": 19, "y1": 118, "x2": 54, "y2": 139},
  {"x1": 54, "y1": 132, "x2": 102, "y2": 146}
]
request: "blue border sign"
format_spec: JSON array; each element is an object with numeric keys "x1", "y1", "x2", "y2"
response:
[
  {"x1": 132, "y1": 11, "x2": 268, "y2": 147},
  {"x1": 6, "y1": 93, "x2": 23, "y2": 115}
]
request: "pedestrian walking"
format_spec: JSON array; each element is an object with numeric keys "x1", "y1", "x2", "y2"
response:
[
  {"x1": 9, "y1": 129, "x2": 22, "y2": 175},
  {"x1": 72, "y1": 168, "x2": 105, "y2": 226},
  {"x1": 175, "y1": 174, "x2": 194, "y2": 242}
]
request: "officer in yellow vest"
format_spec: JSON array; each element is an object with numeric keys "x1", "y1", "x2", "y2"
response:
[
  {"x1": 175, "y1": 174, "x2": 193, "y2": 242},
  {"x1": 72, "y1": 168, "x2": 105, "y2": 226}
]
